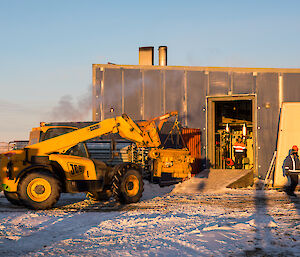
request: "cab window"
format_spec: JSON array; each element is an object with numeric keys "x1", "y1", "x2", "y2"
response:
[
  {"x1": 64, "y1": 143, "x2": 89, "y2": 158},
  {"x1": 41, "y1": 128, "x2": 76, "y2": 142}
]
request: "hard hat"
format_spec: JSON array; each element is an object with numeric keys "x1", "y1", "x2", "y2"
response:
[{"x1": 292, "y1": 145, "x2": 298, "y2": 151}]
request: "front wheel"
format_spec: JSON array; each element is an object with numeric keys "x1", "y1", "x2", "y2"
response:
[
  {"x1": 18, "y1": 170, "x2": 61, "y2": 210},
  {"x1": 112, "y1": 166, "x2": 144, "y2": 204},
  {"x1": 4, "y1": 191, "x2": 22, "y2": 206}
]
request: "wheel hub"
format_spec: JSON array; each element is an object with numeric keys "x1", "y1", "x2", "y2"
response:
[
  {"x1": 34, "y1": 185, "x2": 45, "y2": 194},
  {"x1": 27, "y1": 178, "x2": 52, "y2": 202},
  {"x1": 127, "y1": 182, "x2": 134, "y2": 191},
  {"x1": 125, "y1": 175, "x2": 139, "y2": 197}
]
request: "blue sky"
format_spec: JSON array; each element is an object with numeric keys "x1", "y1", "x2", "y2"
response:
[{"x1": 0, "y1": 0, "x2": 300, "y2": 141}]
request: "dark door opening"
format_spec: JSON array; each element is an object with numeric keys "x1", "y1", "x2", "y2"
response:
[{"x1": 214, "y1": 100, "x2": 254, "y2": 169}]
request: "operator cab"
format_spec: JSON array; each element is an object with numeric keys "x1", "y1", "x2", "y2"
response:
[{"x1": 29, "y1": 125, "x2": 89, "y2": 158}]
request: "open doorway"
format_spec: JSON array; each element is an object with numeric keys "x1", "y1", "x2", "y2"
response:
[{"x1": 208, "y1": 97, "x2": 255, "y2": 170}]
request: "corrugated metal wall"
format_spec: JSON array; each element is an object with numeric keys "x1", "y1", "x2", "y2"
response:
[
  {"x1": 283, "y1": 73, "x2": 300, "y2": 101},
  {"x1": 186, "y1": 71, "x2": 206, "y2": 167},
  {"x1": 143, "y1": 70, "x2": 162, "y2": 119},
  {"x1": 256, "y1": 73, "x2": 279, "y2": 177},
  {"x1": 233, "y1": 72, "x2": 255, "y2": 94},
  {"x1": 93, "y1": 65, "x2": 300, "y2": 178},
  {"x1": 209, "y1": 72, "x2": 229, "y2": 95},
  {"x1": 124, "y1": 69, "x2": 143, "y2": 120},
  {"x1": 165, "y1": 70, "x2": 185, "y2": 116}
]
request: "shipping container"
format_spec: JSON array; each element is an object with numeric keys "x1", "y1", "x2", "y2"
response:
[{"x1": 181, "y1": 128, "x2": 201, "y2": 174}]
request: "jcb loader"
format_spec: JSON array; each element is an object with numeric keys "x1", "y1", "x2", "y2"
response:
[{"x1": 0, "y1": 112, "x2": 193, "y2": 210}]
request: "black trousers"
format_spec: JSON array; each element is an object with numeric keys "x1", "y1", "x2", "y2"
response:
[
  {"x1": 234, "y1": 152, "x2": 243, "y2": 169},
  {"x1": 288, "y1": 174, "x2": 299, "y2": 192}
]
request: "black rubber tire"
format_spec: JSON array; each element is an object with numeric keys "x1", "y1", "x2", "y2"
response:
[
  {"x1": 87, "y1": 190, "x2": 112, "y2": 201},
  {"x1": 112, "y1": 164, "x2": 144, "y2": 204},
  {"x1": 4, "y1": 191, "x2": 22, "y2": 206},
  {"x1": 18, "y1": 170, "x2": 61, "y2": 210}
]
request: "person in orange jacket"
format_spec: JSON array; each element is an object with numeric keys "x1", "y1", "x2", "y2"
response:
[
  {"x1": 233, "y1": 137, "x2": 246, "y2": 169},
  {"x1": 283, "y1": 145, "x2": 299, "y2": 197}
]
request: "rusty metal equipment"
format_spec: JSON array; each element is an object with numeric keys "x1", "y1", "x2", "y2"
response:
[{"x1": 149, "y1": 148, "x2": 193, "y2": 186}]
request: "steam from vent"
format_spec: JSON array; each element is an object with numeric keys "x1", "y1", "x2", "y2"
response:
[{"x1": 49, "y1": 85, "x2": 92, "y2": 121}]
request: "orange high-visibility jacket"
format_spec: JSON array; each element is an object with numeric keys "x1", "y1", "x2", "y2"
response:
[{"x1": 233, "y1": 142, "x2": 246, "y2": 153}]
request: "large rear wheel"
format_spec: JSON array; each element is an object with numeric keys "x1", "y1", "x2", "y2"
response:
[
  {"x1": 4, "y1": 191, "x2": 22, "y2": 206},
  {"x1": 18, "y1": 170, "x2": 61, "y2": 210},
  {"x1": 112, "y1": 165, "x2": 144, "y2": 204}
]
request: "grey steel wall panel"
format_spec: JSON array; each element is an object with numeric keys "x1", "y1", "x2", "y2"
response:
[
  {"x1": 186, "y1": 71, "x2": 207, "y2": 169},
  {"x1": 93, "y1": 68, "x2": 103, "y2": 121},
  {"x1": 256, "y1": 73, "x2": 279, "y2": 177},
  {"x1": 124, "y1": 69, "x2": 143, "y2": 120},
  {"x1": 186, "y1": 71, "x2": 206, "y2": 128},
  {"x1": 143, "y1": 70, "x2": 162, "y2": 119},
  {"x1": 233, "y1": 72, "x2": 254, "y2": 94},
  {"x1": 209, "y1": 72, "x2": 229, "y2": 95},
  {"x1": 95, "y1": 68, "x2": 103, "y2": 97},
  {"x1": 165, "y1": 70, "x2": 184, "y2": 116},
  {"x1": 103, "y1": 69, "x2": 122, "y2": 119},
  {"x1": 283, "y1": 73, "x2": 300, "y2": 101}
]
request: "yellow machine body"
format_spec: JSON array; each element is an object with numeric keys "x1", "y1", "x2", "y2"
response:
[
  {"x1": 49, "y1": 155, "x2": 98, "y2": 180},
  {"x1": 149, "y1": 148, "x2": 194, "y2": 180},
  {"x1": 0, "y1": 111, "x2": 191, "y2": 194},
  {"x1": 0, "y1": 114, "x2": 149, "y2": 192},
  {"x1": 1, "y1": 150, "x2": 27, "y2": 192},
  {"x1": 1, "y1": 153, "x2": 98, "y2": 192}
]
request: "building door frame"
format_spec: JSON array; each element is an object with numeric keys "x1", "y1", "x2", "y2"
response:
[{"x1": 206, "y1": 94, "x2": 257, "y2": 174}]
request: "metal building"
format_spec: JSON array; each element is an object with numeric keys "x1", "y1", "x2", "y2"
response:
[{"x1": 92, "y1": 54, "x2": 300, "y2": 181}]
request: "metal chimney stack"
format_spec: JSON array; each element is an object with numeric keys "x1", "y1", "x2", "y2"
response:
[
  {"x1": 158, "y1": 46, "x2": 167, "y2": 66},
  {"x1": 139, "y1": 47, "x2": 154, "y2": 65}
]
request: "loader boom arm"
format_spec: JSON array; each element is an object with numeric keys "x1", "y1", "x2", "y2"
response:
[{"x1": 26, "y1": 114, "x2": 161, "y2": 156}]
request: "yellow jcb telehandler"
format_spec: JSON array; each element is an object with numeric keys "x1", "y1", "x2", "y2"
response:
[{"x1": 0, "y1": 112, "x2": 194, "y2": 210}]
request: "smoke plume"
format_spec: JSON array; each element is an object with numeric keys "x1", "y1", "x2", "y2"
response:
[{"x1": 49, "y1": 85, "x2": 92, "y2": 121}]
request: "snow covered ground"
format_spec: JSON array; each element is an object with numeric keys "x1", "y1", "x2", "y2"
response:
[{"x1": 0, "y1": 181, "x2": 299, "y2": 257}]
